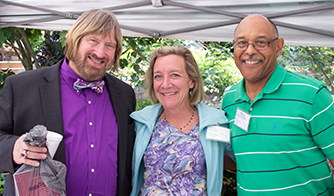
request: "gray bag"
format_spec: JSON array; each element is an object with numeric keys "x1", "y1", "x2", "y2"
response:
[{"x1": 13, "y1": 125, "x2": 66, "y2": 196}]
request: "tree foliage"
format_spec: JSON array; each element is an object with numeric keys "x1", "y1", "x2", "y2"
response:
[
  {"x1": 0, "y1": 28, "x2": 42, "y2": 70},
  {"x1": 279, "y1": 45, "x2": 334, "y2": 93},
  {"x1": 0, "y1": 28, "x2": 66, "y2": 70},
  {"x1": 0, "y1": 173, "x2": 4, "y2": 195},
  {"x1": 194, "y1": 42, "x2": 241, "y2": 101},
  {"x1": 33, "y1": 30, "x2": 66, "y2": 68},
  {"x1": 0, "y1": 68, "x2": 15, "y2": 92}
]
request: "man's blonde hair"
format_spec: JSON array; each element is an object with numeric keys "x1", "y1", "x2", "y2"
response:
[{"x1": 64, "y1": 9, "x2": 122, "y2": 71}]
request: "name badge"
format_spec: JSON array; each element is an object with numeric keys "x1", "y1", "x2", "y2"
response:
[
  {"x1": 206, "y1": 126, "x2": 231, "y2": 143},
  {"x1": 234, "y1": 108, "x2": 251, "y2": 132}
]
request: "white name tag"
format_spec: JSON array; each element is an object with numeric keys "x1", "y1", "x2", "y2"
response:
[
  {"x1": 206, "y1": 126, "x2": 231, "y2": 143},
  {"x1": 234, "y1": 108, "x2": 251, "y2": 132}
]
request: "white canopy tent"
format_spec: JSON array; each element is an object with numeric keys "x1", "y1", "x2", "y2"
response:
[{"x1": 1, "y1": 0, "x2": 334, "y2": 47}]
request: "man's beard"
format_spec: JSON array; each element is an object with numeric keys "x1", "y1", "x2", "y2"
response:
[{"x1": 72, "y1": 52, "x2": 113, "y2": 81}]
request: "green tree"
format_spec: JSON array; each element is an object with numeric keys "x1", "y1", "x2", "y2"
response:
[
  {"x1": 0, "y1": 28, "x2": 67, "y2": 70},
  {"x1": 0, "y1": 173, "x2": 4, "y2": 195},
  {"x1": 33, "y1": 30, "x2": 66, "y2": 68},
  {"x1": 0, "y1": 68, "x2": 15, "y2": 92},
  {"x1": 194, "y1": 44, "x2": 241, "y2": 103},
  {"x1": 279, "y1": 45, "x2": 334, "y2": 93},
  {"x1": 0, "y1": 28, "x2": 43, "y2": 70}
]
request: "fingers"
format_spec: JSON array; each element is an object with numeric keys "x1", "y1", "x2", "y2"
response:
[
  {"x1": 23, "y1": 152, "x2": 46, "y2": 167},
  {"x1": 13, "y1": 135, "x2": 27, "y2": 165},
  {"x1": 13, "y1": 134, "x2": 48, "y2": 167}
]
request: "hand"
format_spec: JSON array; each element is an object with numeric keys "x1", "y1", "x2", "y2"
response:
[{"x1": 13, "y1": 134, "x2": 47, "y2": 167}]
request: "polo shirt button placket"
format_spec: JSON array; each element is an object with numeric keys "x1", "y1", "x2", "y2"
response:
[{"x1": 249, "y1": 107, "x2": 253, "y2": 112}]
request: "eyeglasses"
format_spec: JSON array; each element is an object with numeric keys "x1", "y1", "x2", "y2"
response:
[{"x1": 233, "y1": 37, "x2": 278, "y2": 51}]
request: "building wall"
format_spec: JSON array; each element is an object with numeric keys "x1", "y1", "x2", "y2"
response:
[{"x1": 1, "y1": 46, "x2": 23, "y2": 73}]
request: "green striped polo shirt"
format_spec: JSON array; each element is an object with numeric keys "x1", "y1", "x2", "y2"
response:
[{"x1": 222, "y1": 63, "x2": 334, "y2": 196}]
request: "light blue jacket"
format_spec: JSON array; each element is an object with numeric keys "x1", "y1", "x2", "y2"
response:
[{"x1": 130, "y1": 103, "x2": 235, "y2": 196}]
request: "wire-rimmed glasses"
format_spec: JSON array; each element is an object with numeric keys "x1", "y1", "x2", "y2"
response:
[{"x1": 233, "y1": 37, "x2": 278, "y2": 51}]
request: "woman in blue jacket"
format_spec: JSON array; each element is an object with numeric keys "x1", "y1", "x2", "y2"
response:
[{"x1": 131, "y1": 46, "x2": 235, "y2": 196}]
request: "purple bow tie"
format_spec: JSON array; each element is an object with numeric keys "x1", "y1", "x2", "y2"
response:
[{"x1": 73, "y1": 78, "x2": 105, "y2": 94}]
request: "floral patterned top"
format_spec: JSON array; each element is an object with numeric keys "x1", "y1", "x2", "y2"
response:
[{"x1": 140, "y1": 117, "x2": 207, "y2": 196}]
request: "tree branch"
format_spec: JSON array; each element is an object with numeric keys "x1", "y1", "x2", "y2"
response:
[
  {"x1": 7, "y1": 41, "x2": 22, "y2": 62},
  {"x1": 123, "y1": 37, "x2": 144, "y2": 57},
  {"x1": 17, "y1": 28, "x2": 37, "y2": 62},
  {"x1": 302, "y1": 47, "x2": 333, "y2": 89},
  {"x1": 8, "y1": 27, "x2": 33, "y2": 70}
]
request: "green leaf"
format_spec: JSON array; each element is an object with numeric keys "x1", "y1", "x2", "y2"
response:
[
  {"x1": 204, "y1": 78, "x2": 213, "y2": 84},
  {"x1": 135, "y1": 57, "x2": 142, "y2": 64},
  {"x1": 283, "y1": 48, "x2": 290, "y2": 56},
  {"x1": 119, "y1": 59, "x2": 126, "y2": 69},
  {"x1": 0, "y1": 31, "x2": 6, "y2": 43},
  {"x1": 324, "y1": 51, "x2": 334, "y2": 56},
  {"x1": 134, "y1": 64, "x2": 140, "y2": 72}
]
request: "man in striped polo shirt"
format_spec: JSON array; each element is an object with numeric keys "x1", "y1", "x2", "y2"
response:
[{"x1": 222, "y1": 14, "x2": 334, "y2": 195}]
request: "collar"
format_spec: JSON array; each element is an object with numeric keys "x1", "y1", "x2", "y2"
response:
[
  {"x1": 60, "y1": 58, "x2": 78, "y2": 90},
  {"x1": 130, "y1": 103, "x2": 229, "y2": 132},
  {"x1": 234, "y1": 63, "x2": 286, "y2": 102}
]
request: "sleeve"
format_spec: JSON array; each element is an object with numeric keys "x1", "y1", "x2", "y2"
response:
[
  {"x1": 309, "y1": 86, "x2": 334, "y2": 159},
  {"x1": 224, "y1": 141, "x2": 236, "y2": 162},
  {"x1": 220, "y1": 121, "x2": 236, "y2": 162},
  {"x1": 0, "y1": 76, "x2": 20, "y2": 174}
]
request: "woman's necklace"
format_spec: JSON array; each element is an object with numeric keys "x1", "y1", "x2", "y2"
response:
[{"x1": 163, "y1": 107, "x2": 196, "y2": 131}]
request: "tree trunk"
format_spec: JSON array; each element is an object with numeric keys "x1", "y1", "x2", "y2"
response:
[{"x1": 8, "y1": 27, "x2": 34, "y2": 71}]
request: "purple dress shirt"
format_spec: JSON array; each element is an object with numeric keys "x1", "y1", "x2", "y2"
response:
[{"x1": 59, "y1": 60, "x2": 118, "y2": 196}]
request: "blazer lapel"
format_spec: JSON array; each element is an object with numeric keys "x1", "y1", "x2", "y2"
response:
[
  {"x1": 40, "y1": 62, "x2": 65, "y2": 162},
  {"x1": 104, "y1": 75, "x2": 128, "y2": 169}
]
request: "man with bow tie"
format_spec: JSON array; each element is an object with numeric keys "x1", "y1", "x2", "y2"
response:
[{"x1": 0, "y1": 9, "x2": 136, "y2": 196}]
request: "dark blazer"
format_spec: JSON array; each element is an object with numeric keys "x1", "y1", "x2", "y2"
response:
[{"x1": 0, "y1": 60, "x2": 136, "y2": 196}]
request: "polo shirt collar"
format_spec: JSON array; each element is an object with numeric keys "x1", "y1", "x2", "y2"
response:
[
  {"x1": 262, "y1": 63, "x2": 286, "y2": 95},
  {"x1": 234, "y1": 79, "x2": 248, "y2": 102},
  {"x1": 234, "y1": 63, "x2": 286, "y2": 102}
]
